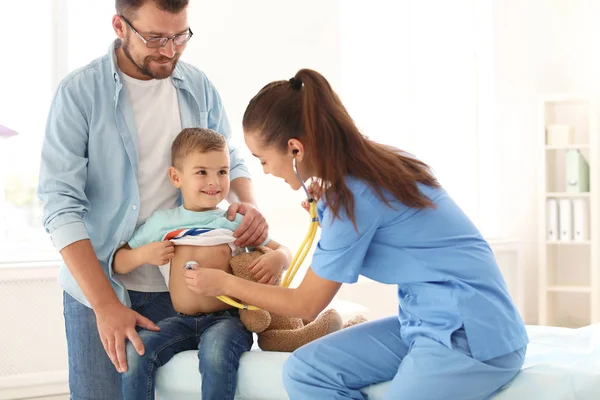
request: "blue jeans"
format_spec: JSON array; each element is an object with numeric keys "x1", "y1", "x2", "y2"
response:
[
  {"x1": 283, "y1": 316, "x2": 526, "y2": 400},
  {"x1": 63, "y1": 290, "x2": 176, "y2": 400},
  {"x1": 122, "y1": 309, "x2": 253, "y2": 400}
]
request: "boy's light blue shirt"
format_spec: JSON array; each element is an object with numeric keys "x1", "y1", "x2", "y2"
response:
[
  {"x1": 311, "y1": 177, "x2": 528, "y2": 362},
  {"x1": 37, "y1": 40, "x2": 250, "y2": 308},
  {"x1": 128, "y1": 207, "x2": 270, "y2": 248}
]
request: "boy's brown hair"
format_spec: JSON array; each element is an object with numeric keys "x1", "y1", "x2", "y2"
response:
[{"x1": 171, "y1": 128, "x2": 227, "y2": 169}]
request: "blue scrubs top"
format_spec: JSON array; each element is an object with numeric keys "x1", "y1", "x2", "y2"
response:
[{"x1": 311, "y1": 177, "x2": 528, "y2": 361}]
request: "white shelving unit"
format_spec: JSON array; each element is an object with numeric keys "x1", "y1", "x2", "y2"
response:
[{"x1": 538, "y1": 95, "x2": 600, "y2": 327}]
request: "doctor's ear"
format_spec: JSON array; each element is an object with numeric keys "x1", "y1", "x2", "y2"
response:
[
  {"x1": 290, "y1": 147, "x2": 304, "y2": 162},
  {"x1": 288, "y1": 138, "x2": 304, "y2": 159}
]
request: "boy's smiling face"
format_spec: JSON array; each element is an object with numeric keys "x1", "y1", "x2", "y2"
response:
[{"x1": 169, "y1": 149, "x2": 230, "y2": 211}]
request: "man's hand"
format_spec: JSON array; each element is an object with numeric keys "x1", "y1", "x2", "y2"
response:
[
  {"x1": 227, "y1": 202, "x2": 268, "y2": 247},
  {"x1": 94, "y1": 302, "x2": 160, "y2": 373},
  {"x1": 139, "y1": 241, "x2": 175, "y2": 266}
]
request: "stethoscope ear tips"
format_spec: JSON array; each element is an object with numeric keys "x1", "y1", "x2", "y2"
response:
[{"x1": 292, "y1": 153, "x2": 314, "y2": 202}]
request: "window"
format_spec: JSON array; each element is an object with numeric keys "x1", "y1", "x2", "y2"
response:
[
  {"x1": 0, "y1": 1, "x2": 55, "y2": 262},
  {"x1": 0, "y1": 1, "x2": 116, "y2": 263}
]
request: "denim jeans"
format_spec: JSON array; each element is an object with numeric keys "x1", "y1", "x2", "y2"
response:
[
  {"x1": 121, "y1": 309, "x2": 253, "y2": 400},
  {"x1": 63, "y1": 290, "x2": 176, "y2": 400}
]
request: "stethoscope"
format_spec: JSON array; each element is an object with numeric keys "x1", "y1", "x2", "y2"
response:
[{"x1": 185, "y1": 156, "x2": 319, "y2": 310}]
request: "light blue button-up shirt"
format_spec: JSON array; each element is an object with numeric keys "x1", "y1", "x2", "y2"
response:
[
  {"x1": 38, "y1": 41, "x2": 250, "y2": 308},
  {"x1": 311, "y1": 177, "x2": 528, "y2": 362}
]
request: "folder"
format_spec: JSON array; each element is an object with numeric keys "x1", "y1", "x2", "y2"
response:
[
  {"x1": 559, "y1": 199, "x2": 573, "y2": 241},
  {"x1": 572, "y1": 198, "x2": 589, "y2": 241},
  {"x1": 566, "y1": 150, "x2": 590, "y2": 193},
  {"x1": 546, "y1": 199, "x2": 559, "y2": 241}
]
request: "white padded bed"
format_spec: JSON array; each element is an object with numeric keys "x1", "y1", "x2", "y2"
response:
[{"x1": 155, "y1": 323, "x2": 600, "y2": 399}]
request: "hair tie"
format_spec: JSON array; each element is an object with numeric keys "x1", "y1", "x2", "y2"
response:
[{"x1": 289, "y1": 77, "x2": 303, "y2": 90}]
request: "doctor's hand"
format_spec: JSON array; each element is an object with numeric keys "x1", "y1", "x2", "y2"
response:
[
  {"x1": 183, "y1": 267, "x2": 229, "y2": 297},
  {"x1": 227, "y1": 202, "x2": 268, "y2": 247},
  {"x1": 300, "y1": 181, "x2": 322, "y2": 213}
]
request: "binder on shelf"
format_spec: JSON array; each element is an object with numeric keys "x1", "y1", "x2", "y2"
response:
[
  {"x1": 559, "y1": 199, "x2": 573, "y2": 241},
  {"x1": 566, "y1": 149, "x2": 590, "y2": 193},
  {"x1": 546, "y1": 198, "x2": 559, "y2": 241},
  {"x1": 573, "y1": 198, "x2": 589, "y2": 241}
]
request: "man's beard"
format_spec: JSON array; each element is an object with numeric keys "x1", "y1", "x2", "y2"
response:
[{"x1": 122, "y1": 39, "x2": 180, "y2": 80}]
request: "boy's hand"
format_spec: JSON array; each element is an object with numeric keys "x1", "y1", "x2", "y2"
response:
[
  {"x1": 248, "y1": 250, "x2": 285, "y2": 285},
  {"x1": 139, "y1": 241, "x2": 175, "y2": 266}
]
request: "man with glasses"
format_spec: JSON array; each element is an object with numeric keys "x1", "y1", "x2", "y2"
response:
[{"x1": 38, "y1": 1, "x2": 267, "y2": 398}]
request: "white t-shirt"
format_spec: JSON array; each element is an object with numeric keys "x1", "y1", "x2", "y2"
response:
[{"x1": 116, "y1": 73, "x2": 182, "y2": 292}]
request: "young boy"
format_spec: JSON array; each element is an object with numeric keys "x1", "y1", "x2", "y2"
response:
[{"x1": 113, "y1": 128, "x2": 291, "y2": 400}]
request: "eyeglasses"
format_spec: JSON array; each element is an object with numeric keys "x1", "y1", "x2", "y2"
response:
[{"x1": 120, "y1": 15, "x2": 193, "y2": 48}]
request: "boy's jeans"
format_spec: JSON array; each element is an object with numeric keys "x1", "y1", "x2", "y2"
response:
[
  {"x1": 63, "y1": 290, "x2": 177, "y2": 400},
  {"x1": 121, "y1": 309, "x2": 253, "y2": 400}
]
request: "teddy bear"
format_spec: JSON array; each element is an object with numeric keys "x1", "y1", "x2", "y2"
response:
[{"x1": 229, "y1": 246, "x2": 367, "y2": 352}]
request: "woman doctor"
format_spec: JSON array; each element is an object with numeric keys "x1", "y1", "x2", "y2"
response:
[{"x1": 183, "y1": 69, "x2": 528, "y2": 400}]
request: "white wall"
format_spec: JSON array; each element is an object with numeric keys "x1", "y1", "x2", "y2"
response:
[
  {"x1": 338, "y1": 0, "x2": 484, "y2": 229},
  {"x1": 493, "y1": 0, "x2": 600, "y2": 323},
  {"x1": 184, "y1": 0, "x2": 342, "y2": 253},
  {"x1": 0, "y1": 264, "x2": 67, "y2": 400}
]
